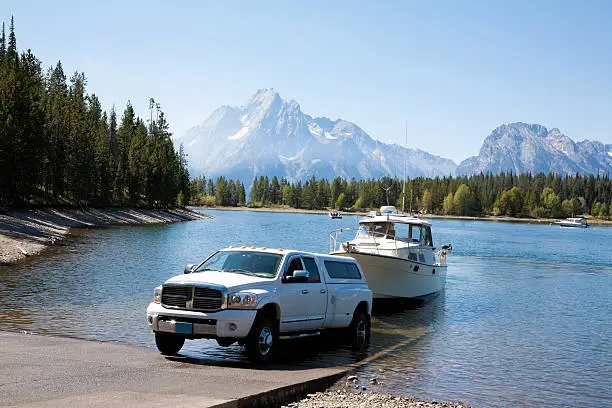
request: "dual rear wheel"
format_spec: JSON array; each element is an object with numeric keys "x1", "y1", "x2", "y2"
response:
[{"x1": 348, "y1": 310, "x2": 371, "y2": 350}]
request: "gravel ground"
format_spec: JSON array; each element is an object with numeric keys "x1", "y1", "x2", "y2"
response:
[
  {"x1": 282, "y1": 375, "x2": 470, "y2": 408},
  {"x1": 283, "y1": 390, "x2": 469, "y2": 408},
  {"x1": 0, "y1": 208, "x2": 209, "y2": 265}
]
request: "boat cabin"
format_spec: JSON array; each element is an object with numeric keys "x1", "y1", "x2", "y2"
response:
[
  {"x1": 342, "y1": 211, "x2": 439, "y2": 265},
  {"x1": 356, "y1": 219, "x2": 433, "y2": 247}
]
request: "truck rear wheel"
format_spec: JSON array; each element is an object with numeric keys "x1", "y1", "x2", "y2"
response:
[
  {"x1": 348, "y1": 311, "x2": 370, "y2": 350},
  {"x1": 155, "y1": 333, "x2": 185, "y2": 356},
  {"x1": 245, "y1": 316, "x2": 276, "y2": 363}
]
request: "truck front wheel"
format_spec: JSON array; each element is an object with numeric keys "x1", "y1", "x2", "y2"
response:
[
  {"x1": 245, "y1": 316, "x2": 276, "y2": 363},
  {"x1": 155, "y1": 333, "x2": 185, "y2": 356}
]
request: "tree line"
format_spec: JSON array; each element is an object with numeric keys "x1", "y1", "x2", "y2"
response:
[
  {"x1": 190, "y1": 172, "x2": 612, "y2": 219},
  {"x1": 0, "y1": 17, "x2": 189, "y2": 208}
]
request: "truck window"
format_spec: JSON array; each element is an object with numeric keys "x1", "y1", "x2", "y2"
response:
[
  {"x1": 285, "y1": 257, "x2": 304, "y2": 277},
  {"x1": 195, "y1": 250, "x2": 282, "y2": 278},
  {"x1": 302, "y1": 257, "x2": 321, "y2": 283},
  {"x1": 324, "y1": 260, "x2": 362, "y2": 279}
]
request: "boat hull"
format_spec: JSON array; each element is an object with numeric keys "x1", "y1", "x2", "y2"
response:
[
  {"x1": 331, "y1": 251, "x2": 447, "y2": 299},
  {"x1": 555, "y1": 222, "x2": 588, "y2": 228}
]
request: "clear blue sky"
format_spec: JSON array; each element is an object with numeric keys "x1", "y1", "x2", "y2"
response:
[{"x1": 3, "y1": 0, "x2": 612, "y2": 163}]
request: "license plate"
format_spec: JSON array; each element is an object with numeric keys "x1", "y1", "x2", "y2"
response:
[{"x1": 175, "y1": 322, "x2": 192, "y2": 334}]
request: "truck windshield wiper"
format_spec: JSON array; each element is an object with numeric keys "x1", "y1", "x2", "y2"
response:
[
  {"x1": 224, "y1": 268, "x2": 252, "y2": 275},
  {"x1": 195, "y1": 268, "x2": 216, "y2": 272},
  {"x1": 251, "y1": 272, "x2": 273, "y2": 278}
]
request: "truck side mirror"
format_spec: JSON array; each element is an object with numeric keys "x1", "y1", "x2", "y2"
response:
[
  {"x1": 282, "y1": 270, "x2": 309, "y2": 283},
  {"x1": 184, "y1": 264, "x2": 195, "y2": 274}
]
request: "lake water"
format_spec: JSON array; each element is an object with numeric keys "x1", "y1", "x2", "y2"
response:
[{"x1": 0, "y1": 210, "x2": 610, "y2": 407}]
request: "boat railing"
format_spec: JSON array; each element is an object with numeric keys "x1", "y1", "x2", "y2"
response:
[
  {"x1": 330, "y1": 228, "x2": 354, "y2": 253},
  {"x1": 329, "y1": 228, "x2": 400, "y2": 255},
  {"x1": 369, "y1": 230, "x2": 401, "y2": 256}
]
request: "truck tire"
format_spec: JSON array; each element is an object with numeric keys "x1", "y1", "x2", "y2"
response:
[
  {"x1": 216, "y1": 338, "x2": 236, "y2": 347},
  {"x1": 348, "y1": 311, "x2": 370, "y2": 350},
  {"x1": 155, "y1": 333, "x2": 185, "y2": 356},
  {"x1": 245, "y1": 316, "x2": 276, "y2": 363}
]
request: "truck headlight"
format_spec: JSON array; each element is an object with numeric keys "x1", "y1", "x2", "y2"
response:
[
  {"x1": 153, "y1": 286, "x2": 162, "y2": 304},
  {"x1": 228, "y1": 292, "x2": 258, "y2": 309}
]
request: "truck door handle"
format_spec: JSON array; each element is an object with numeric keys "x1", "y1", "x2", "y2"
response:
[
  {"x1": 301, "y1": 289, "x2": 309, "y2": 294},
  {"x1": 320, "y1": 289, "x2": 327, "y2": 293}
]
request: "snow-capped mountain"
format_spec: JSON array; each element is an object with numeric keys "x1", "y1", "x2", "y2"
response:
[
  {"x1": 456, "y1": 123, "x2": 612, "y2": 176},
  {"x1": 179, "y1": 89, "x2": 457, "y2": 184}
]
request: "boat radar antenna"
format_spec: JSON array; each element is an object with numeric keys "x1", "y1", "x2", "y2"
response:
[
  {"x1": 379, "y1": 176, "x2": 393, "y2": 206},
  {"x1": 402, "y1": 120, "x2": 407, "y2": 213}
]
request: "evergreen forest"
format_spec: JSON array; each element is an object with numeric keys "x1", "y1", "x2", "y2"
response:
[
  {"x1": 190, "y1": 172, "x2": 612, "y2": 219},
  {"x1": 0, "y1": 18, "x2": 189, "y2": 208}
]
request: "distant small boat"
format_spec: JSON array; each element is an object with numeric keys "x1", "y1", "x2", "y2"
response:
[
  {"x1": 329, "y1": 210, "x2": 342, "y2": 219},
  {"x1": 554, "y1": 217, "x2": 589, "y2": 228}
]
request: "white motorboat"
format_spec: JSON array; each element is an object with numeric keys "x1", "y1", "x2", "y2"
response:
[
  {"x1": 330, "y1": 206, "x2": 451, "y2": 300},
  {"x1": 554, "y1": 217, "x2": 589, "y2": 228},
  {"x1": 328, "y1": 209, "x2": 342, "y2": 219}
]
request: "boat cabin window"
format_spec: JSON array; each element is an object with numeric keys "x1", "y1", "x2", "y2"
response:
[
  {"x1": 357, "y1": 222, "x2": 394, "y2": 239},
  {"x1": 423, "y1": 226, "x2": 433, "y2": 246},
  {"x1": 408, "y1": 224, "x2": 422, "y2": 243}
]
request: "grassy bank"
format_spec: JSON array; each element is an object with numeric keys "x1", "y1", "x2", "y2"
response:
[{"x1": 0, "y1": 208, "x2": 209, "y2": 265}]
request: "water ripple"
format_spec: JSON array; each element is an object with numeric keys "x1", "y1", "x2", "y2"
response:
[{"x1": 0, "y1": 212, "x2": 610, "y2": 407}]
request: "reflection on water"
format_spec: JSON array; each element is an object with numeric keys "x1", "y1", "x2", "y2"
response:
[{"x1": 0, "y1": 211, "x2": 611, "y2": 407}]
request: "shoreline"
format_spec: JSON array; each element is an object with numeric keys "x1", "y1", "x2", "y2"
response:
[
  {"x1": 193, "y1": 205, "x2": 612, "y2": 225},
  {"x1": 0, "y1": 207, "x2": 209, "y2": 266}
]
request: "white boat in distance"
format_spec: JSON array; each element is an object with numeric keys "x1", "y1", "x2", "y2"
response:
[
  {"x1": 330, "y1": 206, "x2": 451, "y2": 300},
  {"x1": 554, "y1": 217, "x2": 589, "y2": 228},
  {"x1": 329, "y1": 209, "x2": 342, "y2": 219}
]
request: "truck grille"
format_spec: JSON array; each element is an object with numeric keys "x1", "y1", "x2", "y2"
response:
[
  {"x1": 161, "y1": 286, "x2": 190, "y2": 307},
  {"x1": 193, "y1": 287, "x2": 224, "y2": 310},
  {"x1": 161, "y1": 285, "x2": 225, "y2": 312}
]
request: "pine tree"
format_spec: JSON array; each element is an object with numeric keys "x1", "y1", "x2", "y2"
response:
[
  {"x1": 7, "y1": 16, "x2": 17, "y2": 63},
  {"x1": 0, "y1": 22, "x2": 5, "y2": 57}
]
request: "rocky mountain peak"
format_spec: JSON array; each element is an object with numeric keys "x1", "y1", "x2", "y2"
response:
[
  {"x1": 458, "y1": 122, "x2": 611, "y2": 175},
  {"x1": 178, "y1": 93, "x2": 611, "y2": 184},
  {"x1": 178, "y1": 90, "x2": 457, "y2": 184}
]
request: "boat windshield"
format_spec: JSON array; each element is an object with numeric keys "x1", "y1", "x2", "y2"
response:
[
  {"x1": 194, "y1": 250, "x2": 282, "y2": 278},
  {"x1": 357, "y1": 222, "x2": 395, "y2": 239}
]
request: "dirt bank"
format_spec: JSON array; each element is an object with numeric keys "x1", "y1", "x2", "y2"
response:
[{"x1": 0, "y1": 208, "x2": 209, "y2": 265}]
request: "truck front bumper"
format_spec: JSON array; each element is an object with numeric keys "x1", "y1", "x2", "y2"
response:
[{"x1": 146, "y1": 302, "x2": 257, "y2": 339}]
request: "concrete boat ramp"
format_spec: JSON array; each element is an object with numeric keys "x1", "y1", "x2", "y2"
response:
[{"x1": 0, "y1": 331, "x2": 347, "y2": 407}]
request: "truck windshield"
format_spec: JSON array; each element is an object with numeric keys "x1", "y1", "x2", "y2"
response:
[{"x1": 194, "y1": 251, "x2": 282, "y2": 278}]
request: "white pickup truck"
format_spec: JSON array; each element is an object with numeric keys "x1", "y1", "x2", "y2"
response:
[{"x1": 146, "y1": 246, "x2": 373, "y2": 362}]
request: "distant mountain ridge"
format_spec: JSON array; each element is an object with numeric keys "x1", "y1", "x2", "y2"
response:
[
  {"x1": 456, "y1": 123, "x2": 612, "y2": 176},
  {"x1": 177, "y1": 91, "x2": 612, "y2": 184},
  {"x1": 178, "y1": 89, "x2": 457, "y2": 184}
]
